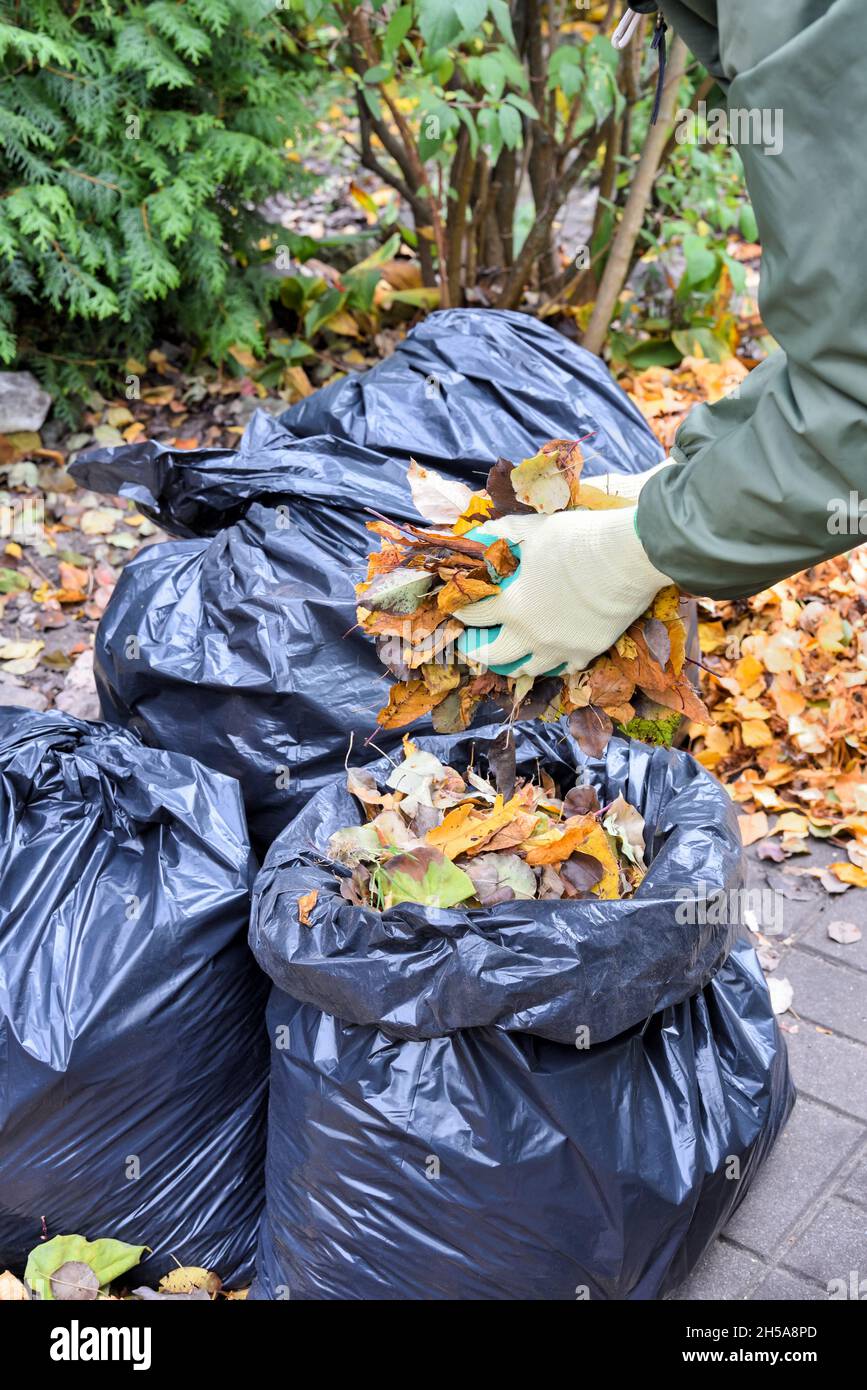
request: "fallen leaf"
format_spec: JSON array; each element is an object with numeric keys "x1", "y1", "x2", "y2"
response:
[
  {"x1": 828, "y1": 862, "x2": 867, "y2": 888},
  {"x1": 158, "y1": 1266, "x2": 222, "y2": 1297},
  {"x1": 0, "y1": 1270, "x2": 28, "y2": 1301},
  {"x1": 767, "y1": 976, "x2": 794, "y2": 1016},
  {"x1": 568, "y1": 705, "x2": 613, "y2": 758},
  {"x1": 297, "y1": 890, "x2": 318, "y2": 926},
  {"x1": 826, "y1": 919, "x2": 862, "y2": 945},
  {"x1": 407, "y1": 460, "x2": 474, "y2": 525},
  {"x1": 738, "y1": 811, "x2": 769, "y2": 846},
  {"x1": 463, "y1": 852, "x2": 537, "y2": 904},
  {"x1": 378, "y1": 845, "x2": 475, "y2": 908}
]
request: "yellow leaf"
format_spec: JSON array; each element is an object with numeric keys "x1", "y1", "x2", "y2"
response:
[
  {"x1": 284, "y1": 365, "x2": 314, "y2": 399},
  {"x1": 159, "y1": 1267, "x2": 222, "y2": 1297},
  {"x1": 574, "y1": 483, "x2": 631, "y2": 510},
  {"x1": 734, "y1": 654, "x2": 764, "y2": 691},
  {"x1": 453, "y1": 492, "x2": 493, "y2": 536},
  {"x1": 698, "y1": 620, "x2": 726, "y2": 654},
  {"x1": 326, "y1": 310, "x2": 360, "y2": 338},
  {"x1": 437, "y1": 575, "x2": 499, "y2": 614},
  {"x1": 650, "y1": 584, "x2": 681, "y2": 624},
  {"x1": 738, "y1": 811, "x2": 769, "y2": 846},
  {"x1": 4, "y1": 542, "x2": 22, "y2": 559},
  {"x1": 426, "y1": 795, "x2": 521, "y2": 860},
  {"x1": 741, "y1": 718, "x2": 773, "y2": 748},
  {"x1": 828, "y1": 862, "x2": 867, "y2": 888},
  {"x1": 772, "y1": 812, "x2": 810, "y2": 838}
]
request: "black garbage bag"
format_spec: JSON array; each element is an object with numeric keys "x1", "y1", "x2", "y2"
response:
[
  {"x1": 281, "y1": 308, "x2": 664, "y2": 479},
  {"x1": 69, "y1": 314, "x2": 665, "y2": 854},
  {"x1": 0, "y1": 709, "x2": 268, "y2": 1286},
  {"x1": 92, "y1": 493, "x2": 429, "y2": 856},
  {"x1": 248, "y1": 725, "x2": 794, "y2": 1301}
]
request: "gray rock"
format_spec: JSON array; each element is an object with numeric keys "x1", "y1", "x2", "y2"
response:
[
  {"x1": 0, "y1": 371, "x2": 52, "y2": 433},
  {"x1": 0, "y1": 675, "x2": 49, "y2": 711}
]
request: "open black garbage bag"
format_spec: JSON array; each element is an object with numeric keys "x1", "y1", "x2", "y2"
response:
[
  {"x1": 0, "y1": 709, "x2": 268, "y2": 1287},
  {"x1": 249, "y1": 725, "x2": 794, "y2": 1301},
  {"x1": 70, "y1": 313, "x2": 665, "y2": 854}
]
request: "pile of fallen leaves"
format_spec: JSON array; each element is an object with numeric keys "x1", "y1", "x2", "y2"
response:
[
  {"x1": 307, "y1": 733, "x2": 647, "y2": 911},
  {"x1": 357, "y1": 442, "x2": 708, "y2": 755},
  {"x1": 621, "y1": 354, "x2": 749, "y2": 453},
  {"x1": 688, "y1": 546, "x2": 867, "y2": 892},
  {"x1": 0, "y1": 1233, "x2": 244, "y2": 1302}
]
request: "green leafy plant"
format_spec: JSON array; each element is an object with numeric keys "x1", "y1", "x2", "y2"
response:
[{"x1": 0, "y1": 0, "x2": 311, "y2": 406}]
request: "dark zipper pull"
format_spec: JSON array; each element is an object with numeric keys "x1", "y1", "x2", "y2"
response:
[{"x1": 650, "y1": 13, "x2": 669, "y2": 125}]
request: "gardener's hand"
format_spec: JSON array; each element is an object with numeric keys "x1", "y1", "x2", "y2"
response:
[
  {"x1": 584, "y1": 456, "x2": 675, "y2": 501},
  {"x1": 455, "y1": 506, "x2": 672, "y2": 678}
]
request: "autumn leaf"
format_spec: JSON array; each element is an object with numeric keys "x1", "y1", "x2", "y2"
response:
[
  {"x1": 297, "y1": 890, "x2": 318, "y2": 926},
  {"x1": 378, "y1": 845, "x2": 475, "y2": 908},
  {"x1": 463, "y1": 852, "x2": 537, "y2": 904},
  {"x1": 377, "y1": 679, "x2": 452, "y2": 729},
  {"x1": 437, "y1": 574, "x2": 500, "y2": 614},
  {"x1": 407, "y1": 460, "x2": 474, "y2": 525}
]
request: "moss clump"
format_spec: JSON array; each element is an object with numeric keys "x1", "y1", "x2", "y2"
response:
[{"x1": 616, "y1": 712, "x2": 682, "y2": 747}]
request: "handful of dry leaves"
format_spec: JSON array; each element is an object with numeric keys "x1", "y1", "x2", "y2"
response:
[
  {"x1": 309, "y1": 734, "x2": 648, "y2": 912},
  {"x1": 356, "y1": 440, "x2": 709, "y2": 756}
]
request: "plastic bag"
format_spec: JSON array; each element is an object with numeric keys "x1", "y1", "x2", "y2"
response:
[
  {"x1": 249, "y1": 725, "x2": 794, "y2": 1300},
  {"x1": 70, "y1": 313, "x2": 666, "y2": 853},
  {"x1": 282, "y1": 308, "x2": 664, "y2": 478},
  {"x1": 0, "y1": 709, "x2": 268, "y2": 1286},
  {"x1": 72, "y1": 311, "x2": 664, "y2": 538}
]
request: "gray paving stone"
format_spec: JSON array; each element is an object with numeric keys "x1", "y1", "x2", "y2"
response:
[
  {"x1": 723, "y1": 1098, "x2": 863, "y2": 1257},
  {"x1": 672, "y1": 1238, "x2": 761, "y2": 1301},
  {"x1": 841, "y1": 1157, "x2": 867, "y2": 1208},
  {"x1": 750, "y1": 1267, "x2": 826, "y2": 1300},
  {"x1": 745, "y1": 841, "x2": 846, "y2": 945},
  {"x1": 783, "y1": 949, "x2": 867, "y2": 1042},
  {"x1": 799, "y1": 907, "x2": 867, "y2": 974},
  {"x1": 784, "y1": 1022, "x2": 867, "y2": 1121},
  {"x1": 782, "y1": 1197, "x2": 867, "y2": 1289}
]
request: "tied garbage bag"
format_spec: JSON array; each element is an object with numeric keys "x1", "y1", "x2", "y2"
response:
[
  {"x1": 281, "y1": 308, "x2": 665, "y2": 477},
  {"x1": 70, "y1": 312, "x2": 664, "y2": 854},
  {"x1": 249, "y1": 725, "x2": 794, "y2": 1301},
  {"x1": 0, "y1": 709, "x2": 268, "y2": 1286}
]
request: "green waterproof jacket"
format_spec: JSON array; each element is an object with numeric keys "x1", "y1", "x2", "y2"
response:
[{"x1": 635, "y1": 0, "x2": 867, "y2": 598}]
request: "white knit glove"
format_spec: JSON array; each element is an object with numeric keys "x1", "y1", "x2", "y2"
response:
[
  {"x1": 585, "y1": 456, "x2": 675, "y2": 500},
  {"x1": 455, "y1": 506, "x2": 672, "y2": 678}
]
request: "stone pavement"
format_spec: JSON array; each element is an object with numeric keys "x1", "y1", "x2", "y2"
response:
[{"x1": 675, "y1": 840, "x2": 867, "y2": 1300}]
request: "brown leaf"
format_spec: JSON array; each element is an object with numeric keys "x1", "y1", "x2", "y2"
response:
[
  {"x1": 486, "y1": 456, "x2": 534, "y2": 517},
  {"x1": 487, "y1": 728, "x2": 517, "y2": 799},
  {"x1": 563, "y1": 784, "x2": 600, "y2": 816},
  {"x1": 484, "y1": 537, "x2": 518, "y2": 578},
  {"x1": 568, "y1": 705, "x2": 614, "y2": 758}
]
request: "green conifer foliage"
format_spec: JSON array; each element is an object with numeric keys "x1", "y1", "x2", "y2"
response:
[{"x1": 0, "y1": 1, "x2": 307, "y2": 404}]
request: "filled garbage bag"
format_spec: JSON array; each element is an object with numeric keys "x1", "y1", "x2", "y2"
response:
[
  {"x1": 249, "y1": 725, "x2": 794, "y2": 1301},
  {"x1": 281, "y1": 308, "x2": 664, "y2": 479},
  {"x1": 70, "y1": 313, "x2": 664, "y2": 854},
  {"x1": 0, "y1": 709, "x2": 268, "y2": 1286}
]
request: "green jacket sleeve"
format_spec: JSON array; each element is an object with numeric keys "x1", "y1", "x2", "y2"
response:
[{"x1": 637, "y1": 0, "x2": 867, "y2": 599}]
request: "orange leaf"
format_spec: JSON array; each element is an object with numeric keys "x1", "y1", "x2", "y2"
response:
[
  {"x1": 297, "y1": 889, "x2": 318, "y2": 925},
  {"x1": 377, "y1": 679, "x2": 451, "y2": 730}
]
